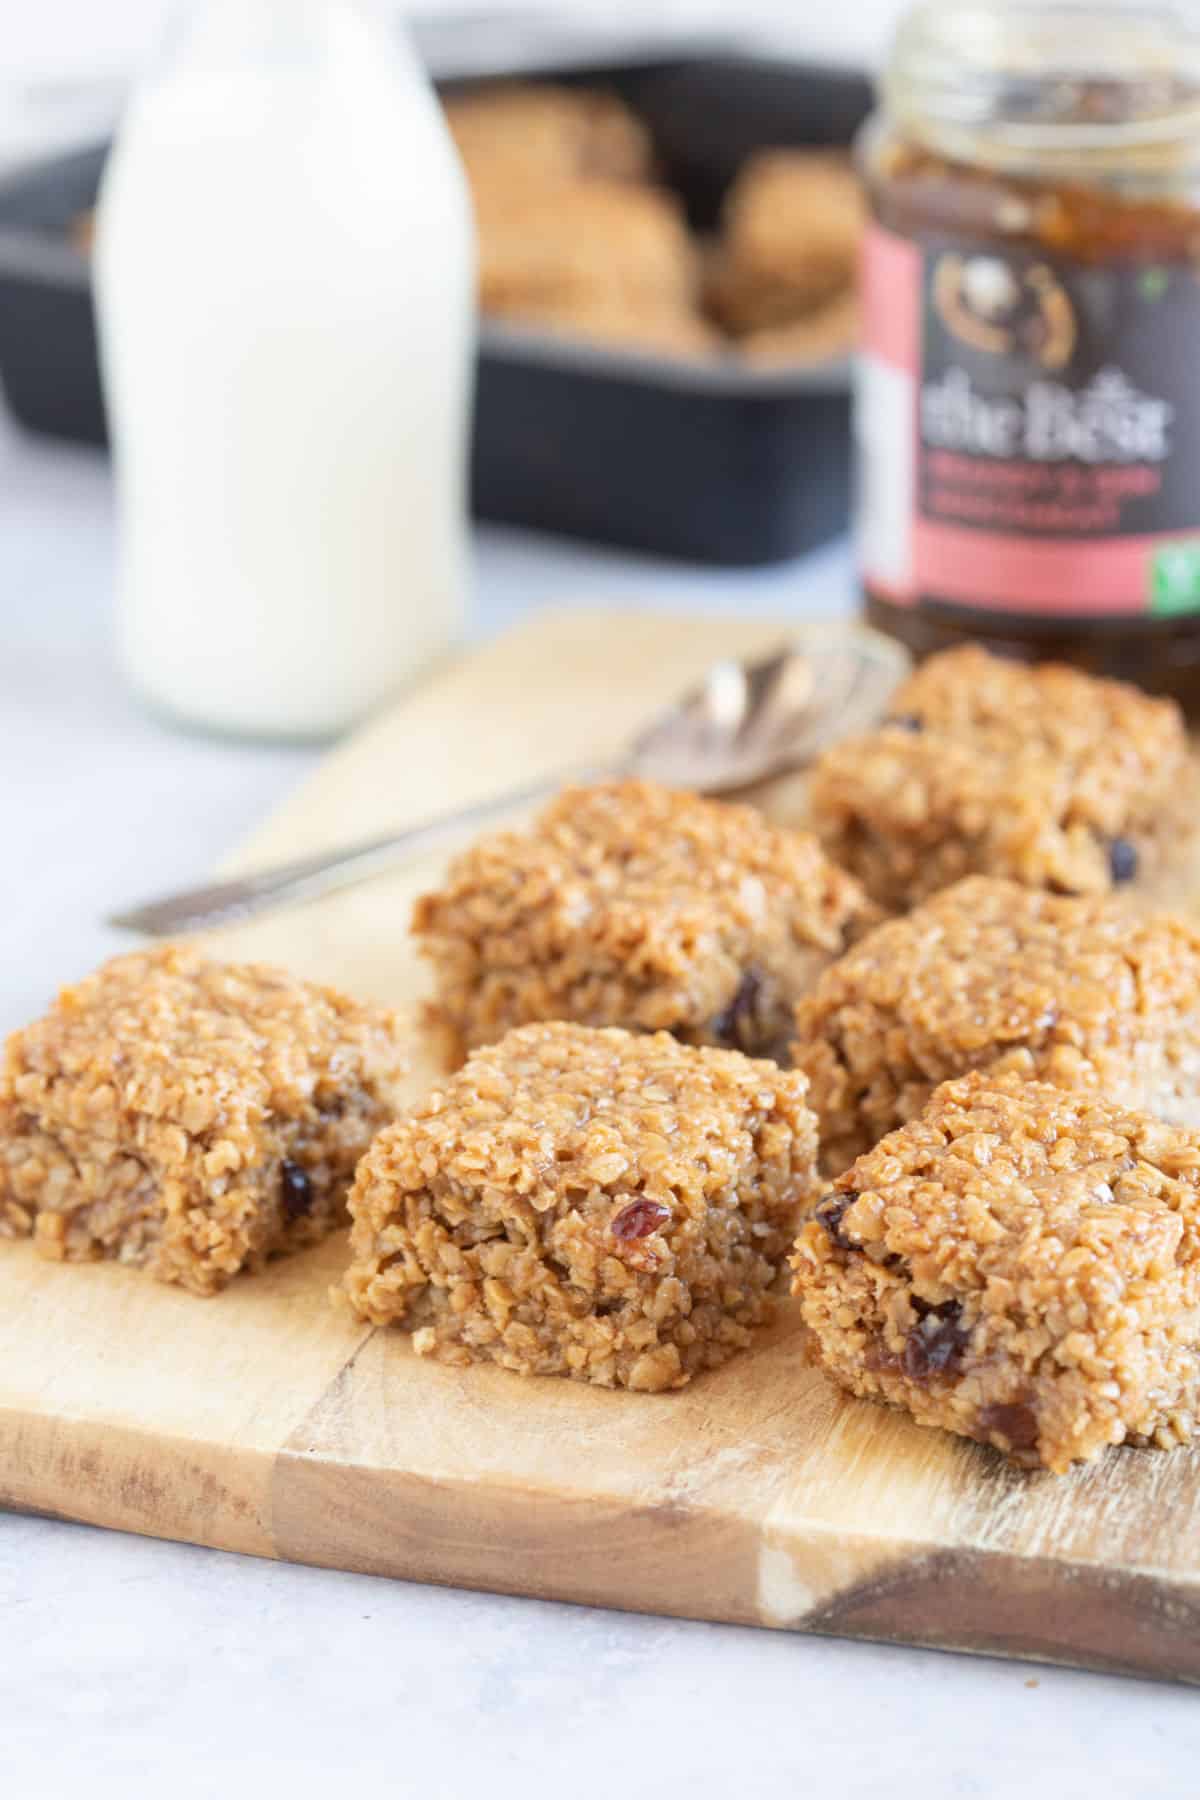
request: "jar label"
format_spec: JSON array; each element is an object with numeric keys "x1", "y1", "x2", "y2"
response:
[{"x1": 858, "y1": 223, "x2": 1200, "y2": 618}]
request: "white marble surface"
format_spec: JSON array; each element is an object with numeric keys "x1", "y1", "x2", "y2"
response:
[{"x1": 2, "y1": 419, "x2": 1199, "y2": 1792}]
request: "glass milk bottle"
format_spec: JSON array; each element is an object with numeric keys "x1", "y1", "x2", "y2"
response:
[{"x1": 93, "y1": 0, "x2": 474, "y2": 739}]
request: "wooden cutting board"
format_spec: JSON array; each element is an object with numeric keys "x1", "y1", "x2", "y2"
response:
[{"x1": 4, "y1": 605, "x2": 1200, "y2": 1686}]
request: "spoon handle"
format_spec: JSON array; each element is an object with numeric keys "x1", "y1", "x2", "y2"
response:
[{"x1": 108, "y1": 763, "x2": 607, "y2": 938}]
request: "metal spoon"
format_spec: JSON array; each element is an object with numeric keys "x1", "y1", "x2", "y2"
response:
[{"x1": 108, "y1": 626, "x2": 908, "y2": 937}]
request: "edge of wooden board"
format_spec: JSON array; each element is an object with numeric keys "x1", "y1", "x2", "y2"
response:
[
  {"x1": 6, "y1": 604, "x2": 1200, "y2": 1688},
  {"x1": 270, "y1": 1457, "x2": 1200, "y2": 1684},
  {"x1": 5, "y1": 1361, "x2": 1199, "y2": 1686}
]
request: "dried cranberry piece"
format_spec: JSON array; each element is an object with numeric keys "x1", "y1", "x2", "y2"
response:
[
  {"x1": 281, "y1": 1159, "x2": 313, "y2": 1220},
  {"x1": 611, "y1": 1198, "x2": 672, "y2": 1241},
  {"x1": 815, "y1": 1190, "x2": 858, "y2": 1251},
  {"x1": 903, "y1": 1299, "x2": 969, "y2": 1380},
  {"x1": 1108, "y1": 837, "x2": 1138, "y2": 884},
  {"x1": 977, "y1": 1400, "x2": 1039, "y2": 1450},
  {"x1": 711, "y1": 968, "x2": 763, "y2": 1051}
]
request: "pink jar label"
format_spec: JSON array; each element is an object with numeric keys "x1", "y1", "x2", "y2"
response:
[{"x1": 858, "y1": 222, "x2": 1200, "y2": 618}]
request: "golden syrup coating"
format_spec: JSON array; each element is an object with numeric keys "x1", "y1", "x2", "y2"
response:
[
  {"x1": 344, "y1": 1021, "x2": 819, "y2": 1391},
  {"x1": 808, "y1": 645, "x2": 1191, "y2": 910},
  {"x1": 413, "y1": 778, "x2": 875, "y2": 1063},
  {"x1": 793, "y1": 876, "x2": 1200, "y2": 1169},
  {"x1": 792, "y1": 1071, "x2": 1200, "y2": 1473},
  {"x1": 0, "y1": 946, "x2": 408, "y2": 1293}
]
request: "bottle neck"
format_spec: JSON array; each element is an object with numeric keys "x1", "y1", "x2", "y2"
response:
[{"x1": 160, "y1": 0, "x2": 396, "y2": 73}]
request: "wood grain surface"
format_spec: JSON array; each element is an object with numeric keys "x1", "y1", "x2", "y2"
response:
[{"x1": 3, "y1": 606, "x2": 1199, "y2": 1685}]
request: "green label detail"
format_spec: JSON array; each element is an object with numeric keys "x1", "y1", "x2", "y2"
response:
[{"x1": 1151, "y1": 540, "x2": 1200, "y2": 616}]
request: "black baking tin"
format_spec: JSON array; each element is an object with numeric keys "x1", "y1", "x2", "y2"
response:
[{"x1": 0, "y1": 55, "x2": 873, "y2": 566}]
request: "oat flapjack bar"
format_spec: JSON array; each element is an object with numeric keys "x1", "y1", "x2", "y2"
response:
[{"x1": 343, "y1": 1021, "x2": 819, "y2": 1390}]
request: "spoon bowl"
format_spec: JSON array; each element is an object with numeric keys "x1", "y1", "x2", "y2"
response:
[
  {"x1": 109, "y1": 625, "x2": 909, "y2": 936},
  {"x1": 625, "y1": 632, "x2": 906, "y2": 794}
]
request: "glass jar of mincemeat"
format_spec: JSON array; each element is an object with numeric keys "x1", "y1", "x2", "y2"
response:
[{"x1": 858, "y1": 0, "x2": 1200, "y2": 707}]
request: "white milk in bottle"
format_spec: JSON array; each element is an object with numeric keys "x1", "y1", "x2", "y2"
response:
[{"x1": 94, "y1": 0, "x2": 474, "y2": 738}]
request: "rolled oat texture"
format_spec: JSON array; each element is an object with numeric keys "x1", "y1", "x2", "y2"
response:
[
  {"x1": 791, "y1": 1070, "x2": 1200, "y2": 1473},
  {"x1": 343, "y1": 1020, "x2": 820, "y2": 1391},
  {"x1": 413, "y1": 777, "x2": 874, "y2": 1063},
  {"x1": 0, "y1": 945, "x2": 408, "y2": 1293},
  {"x1": 793, "y1": 875, "x2": 1200, "y2": 1170},
  {"x1": 808, "y1": 645, "x2": 1191, "y2": 909}
]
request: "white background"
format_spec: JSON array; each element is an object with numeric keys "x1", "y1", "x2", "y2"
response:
[
  {"x1": 5, "y1": 0, "x2": 908, "y2": 79},
  {"x1": 2, "y1": 4, "x2": 1198, "y2": 1795},
  {"x1": 1, "y1": 1, "x2": 909, "y2": 167}
]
